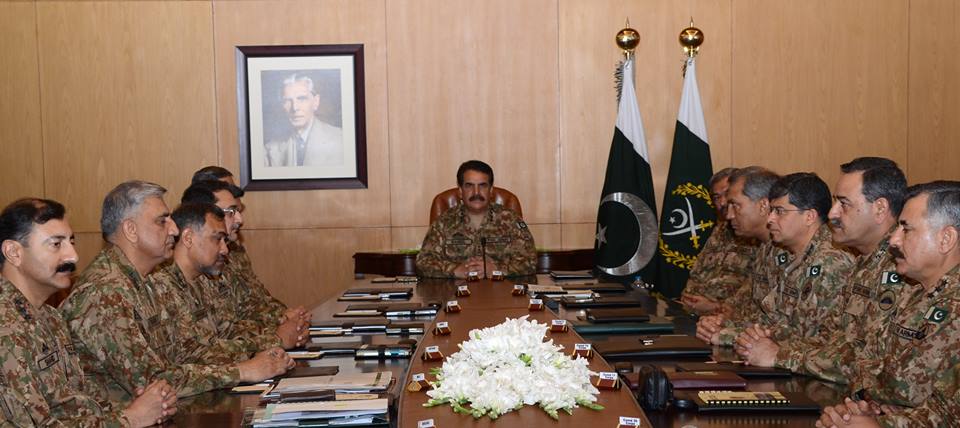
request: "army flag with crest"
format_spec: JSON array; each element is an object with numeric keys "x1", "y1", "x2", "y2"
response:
[
  {"x1": 594, "y1": 57, "x2": 660, "y2": 285},
  {"x1": 656, "y1": 57, "x2": 715, "y2": 298}
]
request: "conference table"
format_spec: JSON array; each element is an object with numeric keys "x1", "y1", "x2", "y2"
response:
[
  {"x1": 352, "y1": 249, "x2": 595, "y2": 277},
  {"x1": 172, "y1": 275, "x2": 845, "y2": 427}
]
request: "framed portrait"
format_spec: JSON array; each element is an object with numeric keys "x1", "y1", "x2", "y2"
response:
[{"x1": 236, "y1": 44, "x2": 367, "y2": 190}]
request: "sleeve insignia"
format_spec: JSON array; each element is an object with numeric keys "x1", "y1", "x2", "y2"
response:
[
  {"x1": 924, "y1": 306, "x2": 949, "y2": 323},
  {"x1": 808, "y1": 265, "x2": 822, "y2": 277},
  {"x1": 877, "y1": 289, "x2": 896, "y2": 312},
  {"x1": 517, "y1": 220, "x2": 528, "y2": 230}
]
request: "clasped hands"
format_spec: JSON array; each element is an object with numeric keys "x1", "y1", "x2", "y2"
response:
[
  {"x1": 694, "y1": 316, "x2": 779, "y2": 367},
  {"x1": 453, "y1": 256, "x2": 499, "y2": 279},
  {"x1": 815, "y1": 397, "x2": 905, "y2": 428},
  {"x1": 277, "y1": 306, "x2": 311, "y2": 349}
]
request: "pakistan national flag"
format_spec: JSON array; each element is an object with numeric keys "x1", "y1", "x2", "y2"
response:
[
  {"x1": 656, "y1": 57, "x2": 715, "y2": 298},
  {"x1": 594, "y1": 57, "x2": 660, "y2": 285}
]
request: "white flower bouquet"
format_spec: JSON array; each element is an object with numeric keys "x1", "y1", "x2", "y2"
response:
[{"x1": 424, "y1": 316, "x2": 603, "y2": 419}]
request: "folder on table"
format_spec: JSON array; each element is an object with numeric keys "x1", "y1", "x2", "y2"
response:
[
  {"x1": 674, "y1": 362, "x2": 793, "y2": 379},
  {"x1": 569, "y1": 319, "x2": 674, "y2": 335},
  {"x1": 585, "y1": 308, "x2": 651, "y2": 323},
  {"x1": 339, "y1": 287, "x2": 413, "y2": 301},
  {"x1": 593, "y1": 335, "x2": 712, "y2": 359}
]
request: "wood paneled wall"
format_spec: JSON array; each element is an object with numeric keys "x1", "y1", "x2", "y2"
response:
[{"x1": 2, "y1": 0, "x2": 957, "y2": 309}]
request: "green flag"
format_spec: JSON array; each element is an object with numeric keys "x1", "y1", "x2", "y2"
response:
[
  {"x1": 656, "y1": 57, "x2": 715, "y2": 297},
  {"x1": 594, "y1": 58, "x2": 660, "y2": 285}
]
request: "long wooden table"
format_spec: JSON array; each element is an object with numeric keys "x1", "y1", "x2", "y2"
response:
[
  {"x1": 171, "y1": 275, "x2": 845, "y2": 427},
  {"x1": 353, "y1": 249, "x2": 594, "y2": 277},
  {"x1": 397, "y1": 279, "x2": 648, "y2": 427}
]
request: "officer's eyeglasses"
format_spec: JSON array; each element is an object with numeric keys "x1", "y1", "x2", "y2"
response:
[{"x1": 769, "y1": 206, "x2": 806, "y2": 217}]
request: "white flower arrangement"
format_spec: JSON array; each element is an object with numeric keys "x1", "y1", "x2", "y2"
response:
[{"x1": 424, "y1": 316, "x2": 603, "y2": 419}]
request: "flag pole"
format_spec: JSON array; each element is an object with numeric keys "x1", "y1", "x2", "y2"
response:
[{"x1": 679, "y1": 19, "x2": 704, "y2": 76}]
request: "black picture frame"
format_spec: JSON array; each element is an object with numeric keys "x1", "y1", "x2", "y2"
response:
[{"x1": 236, "y1": 44, "x2": 367, "y2": 190}]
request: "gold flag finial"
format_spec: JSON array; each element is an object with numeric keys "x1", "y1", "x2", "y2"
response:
[
  {"x1": 679, "y1": 19, "x2": 704, "y2": 58},
  {"x1": 616, "y1": 20, "x2": 640, "y2": 59}
]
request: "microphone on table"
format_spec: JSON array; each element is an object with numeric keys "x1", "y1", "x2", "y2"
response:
[{"x1": 480, "y1": 236, "x2": 488, "y2": 279}]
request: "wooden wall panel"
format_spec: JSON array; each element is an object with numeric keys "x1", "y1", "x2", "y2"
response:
[
  {"x1": 213, "y1": 1, "x2": 391, "y2": 229},
  {"x1": 391, "y1": 226, "x2": 428, "y2": 251},
  {"x1": 907, "y1": 0, "x2": 960, "y2": 183},
  {"x1": 386, "y1": 0, "x2": 561, "y2": 228},
  {"x1": 559, "y1": 0, "x2": 732, "y2": 223},
  {"x1": 562, "y1": 222, "x2": 598, "y2": 249},
  {"x1": 240, "y1": 227, "x2": 391, "y2": 310},
  {"x1": 36, "y1": 1, "x2": 218, "y2": 232},
  {"x1": 528, "y1": 223, "x2": 562, "y2": 250},
  {"x1": 731, "y1": 0, "x2": 909, "y2": 186},
  {"x1": 0, "y1": 2, "x2": 44, "y2": 207}
]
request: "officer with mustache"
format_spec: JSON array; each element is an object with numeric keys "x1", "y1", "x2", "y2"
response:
[
  {"x1": 60, "y1": 181, "x2": 291, "y2": 405},
  {"x1": 818, "y1": 181, "x2": 960, "y2": 428},
  {"x1": 0, "y1": 197, "x2": 178, "y2": 426},
  {"x1": 416, "y1": 160, "x2": 536, "y2": 279}
]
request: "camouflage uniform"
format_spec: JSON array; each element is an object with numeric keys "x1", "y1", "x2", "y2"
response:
[
  {"x1": 416, "y1": 204, "x2": 536, "y2": 278},
  {"x1": 225, "y1": 241, "x2": 286, "y2": 326},
  {"x1": 683, "y1": 222, "x2": 760, "y2": 301},
  {"x1": 60, "y1": 246, "x2": 240, "y2": 404},
  {"x1": 720, "y1": 225, "x2": 854, "y2": 345},
  {"x1": 791, "y1": 231, "x2": 908, "y2": 381},
  {"x1": 721, "y1": 240, "x2": 780, "y2": 328},
  {"x1": 205, "y1": 242, "x2": 285, "y2": 351},
  {"x1": 0, "y1": 277, "x2": 129, "y2": 427},
  {"x1": 849, "y1": 264, "x2": 960, "y2": 427},
  {"x1": 150, "y1": 262, "x2": 253, "y2": 364}
]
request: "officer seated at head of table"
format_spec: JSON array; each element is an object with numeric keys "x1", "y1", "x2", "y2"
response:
[
  {"x1": 0, "y1": 197, "x2": 176, "y2": 427},
  {"x1": 415, "y1": 160, "x2": 536, "y2": 279}
]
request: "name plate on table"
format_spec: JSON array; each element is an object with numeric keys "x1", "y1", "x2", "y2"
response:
[
  {"x1": 422, "y1": 346, "x2": 444, "y2": 361},
  {"x1": 456, "y1": 285, "x2": 471, "y2": 297},
  {"x1": 595, "y1": 372, "x2": 621, "y2": 390},
  {"x1": 433, "y1": 321, "x2": 451, "y2": 336},
  {"x1": 512, "y1": 284, "x2": 527, "y2": 296},
  {"x1": 467, "y1": 272, "x2": 480, "y2": 281},
  {"x1": 444, "y1": 300, "x2": 461, "y2": 313},
  {"x1": 407, "y1": 373, "x2": 431, "y2": 392},
  {"x1": 528, "y1": 298, "x2": 544, "y2": 311},
  {"x1": 491, "y1": 270, "x2": 505, "y2": 281},
  {"x1": 572, "y1": 343, "x2": 593, "y2": 359},
  {"x1": 617, "y1": 416, "x2": 642, "y2": 427},
  {"x1": 550, "y1": 319, "x2": 569, "y2": 333},
  {"x1": 418, "y1": 419, "x2": 435, "y2": 428}
]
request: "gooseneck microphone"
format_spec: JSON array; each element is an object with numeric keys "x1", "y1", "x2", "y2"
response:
[{"x1": 480, "y1": 236, "x2": 488, "y2": 279}]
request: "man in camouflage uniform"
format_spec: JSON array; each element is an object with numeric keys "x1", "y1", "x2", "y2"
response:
[
  {"x1": 818, "y1": 182, "x2": 960, "y2": 428},
  {"x1": 695, "y1": 166, "x2": 779, "y2": 343},
  {"x1": 738, "y1": 158, "x2": 910, "y2": 383},
  {"x1": 60, "y1": 181, "x2": 292, "y2": 404},
  {"x1": 0, "y1": 198, "x2": 175, "y2": 427},
  {"x1": 682, "y1": 167, "x2": 762, "y2": 313},
  {"x1": 734, "y1": 174, "x2": 853, "y2": 344},
  {"x1": 181, "y1": 179, "x2": 307, "y2": 351},
  {"x1": 151, "y1": 202, "x2": 255, "y2": 365},
  {"x1": 416, "y1": 160, "x2": 536, "y2": 278},
  {"x1": 701, "y1": 173, "x2": 855, "y2": 346}
]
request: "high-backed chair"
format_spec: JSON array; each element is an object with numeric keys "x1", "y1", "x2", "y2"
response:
[{"x1": 429, "y1": 187, "x2": 523, "y2": 224}]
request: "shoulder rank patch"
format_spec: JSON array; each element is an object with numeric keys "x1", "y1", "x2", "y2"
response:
[
  {"x1": 776, "y1": 253, "x2": 788, "y2": 266},
  {"x1": 517, "y1": 220, "x2": 527, "y2": 230},
  {"x1": 925, "y1": 306, "x2": 949, "y2": 323},
  {"x1": 881, "y1": 271, "x2": 901, "y2": 285},
  {"x1": 808, "y1": 265, "x2": 822, "y2": 277}
]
